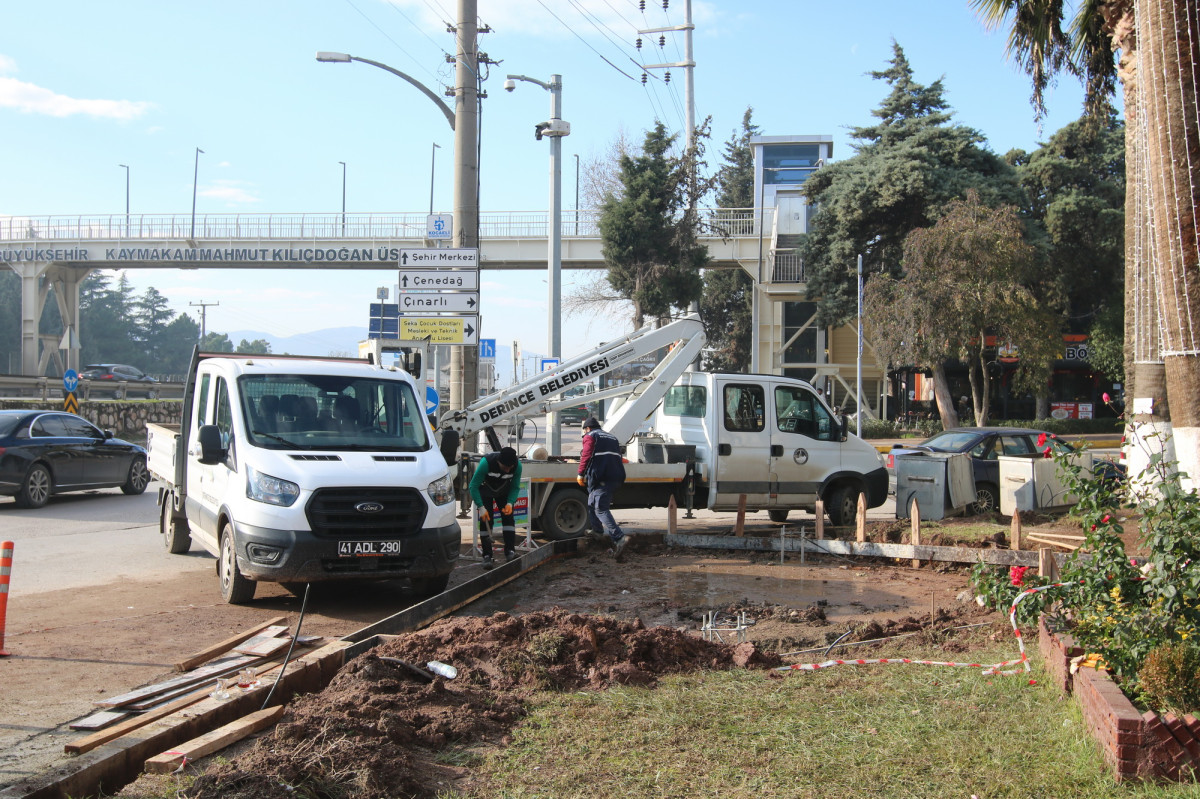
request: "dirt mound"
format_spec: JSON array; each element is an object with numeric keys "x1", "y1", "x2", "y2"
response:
[{"x1": 185, "y1": 609, "x2": 780, "y2": 799}]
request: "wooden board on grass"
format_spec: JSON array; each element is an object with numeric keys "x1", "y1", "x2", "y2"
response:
[
  {"x1": 234, "y1": 632, "x2": 291, "y2": 658},
  {"x1": 143, "y1": 705, "x2": 286, "y2": 774}
]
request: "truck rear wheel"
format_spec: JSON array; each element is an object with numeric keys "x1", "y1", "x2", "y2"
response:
[
  {"x1": 768, "y1": 509, "x2": 789, "y2": 523},
  {"x1": 159, "y1": 493, "x2": 191, "y2": 554},
  {"x1": 541, "y1": 487, "x2": 589, "y2": 540},
  {"x1": 411, "y1": 573, "x2": 451, "y2": 597},
  {"x1": 219, "y1": 522, "x2": 256, "y2": 604}
]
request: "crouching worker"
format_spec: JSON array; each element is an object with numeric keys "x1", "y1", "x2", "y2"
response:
[
  {"x1": 469, "y1": 446, "x2": 522, "y2": 569},
  {"x1": 577, "y1": 417, "x2": 628, "y2": 560}
]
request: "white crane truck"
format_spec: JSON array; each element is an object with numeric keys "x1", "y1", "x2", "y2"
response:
[
  {"x1": 147, "y1": 350, "x2": 460, "y2": 604},
  {"x1": 436, "y1": 314, "x2": 888, "y2": 538}
]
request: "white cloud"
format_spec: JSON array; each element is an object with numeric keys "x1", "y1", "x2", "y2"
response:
[
  {"x1": 200, "y1": 179, "x2": 260, "y2": 205},
  {"x1": 0, "y1": 55, "x2": 17, "y2": 74},
  {"x1": 0, "y1": 75, "x2": 152, "y2": 120}
]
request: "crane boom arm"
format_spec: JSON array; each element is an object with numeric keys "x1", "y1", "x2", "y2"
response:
[{"x1": 438, "y1": 314, "x2": 705, "y2": 444}]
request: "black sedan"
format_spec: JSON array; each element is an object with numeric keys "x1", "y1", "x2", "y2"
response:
[
  {"x1": 0, "y1": 410, "x2": 150, "y2": 508},
  {"x1": 886, "y1": 427, "x2": 1124, "y2": 513}
]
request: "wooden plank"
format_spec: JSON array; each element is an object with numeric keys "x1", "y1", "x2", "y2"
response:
[
  {"x1": 910, "y1": 502, "x2": 921, "y2": 568},
  {"x1": 96, "y1": 654, "x2": 257, "y2": 708},
  {"x1": 66, "y1": 685, "x2": 213, "y2": 755},
  {"x1": 1027, "y1": 534, "x2": 1080, "y2": 551},
  {"x1": 69, "y1": 710, "x2": 128, "y2": 731},
  {"x1": 143, "y1": 706, "x2": 286, "y2": 774},
  {"x1": 234, "y1": 635, "x2": 291, "y2": 658},
  {"x1": 9, "y1": 642, "x2": 350, "y2": 799},
  {"x1": 856, "y1": 494, "x2": 867, "y2": 543},
  {"x1": 174, "y1": 616, "x2": 288, "y2": 672},
  {"x1": 816, "y1": 500, "x2": 826, "y2": 541},
  {"x1": 1011, "y1": 510, "x2": 1023, "y2": 551},
  {"x1": 1025, "y1": 532, "x2": 1086, "y2": 541}
]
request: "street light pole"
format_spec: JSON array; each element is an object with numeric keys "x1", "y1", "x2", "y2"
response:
[
  {"x1": 338, "y1": 161, "x2": 346, "y2": 236},
  {"x1": 574, "y1": 152, "x2": 580, "y2": 235},
  {"x1": 119, "y1": 164, "x2": 129, "y2": 237},
  {"x1": 430, "y1": 142, "x2": 440, "y2": 214},
  {"x1": 505, "y1": 72, "x2": 569, "y2": 455},
  {"x1": 190, "y1": 148, "x2": 204, "y2": 242}
]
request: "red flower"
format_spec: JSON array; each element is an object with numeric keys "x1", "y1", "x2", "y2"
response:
[
  {"x1": 1010, "y1": 566, "x2": 1029, "y2": 587},
  {"x1": 1037, "y1": 433, "x2": 1047, "y2": 448},
  {"x1": 1043, "y1": 448, "x2": 1053, "y2": 458},
  {"x1": 1102, "y1": 514, "x2": 1111, "y2": 524},
  {"x1": 1102, "y1": 392, "x2": 1111, "y2": 403}
]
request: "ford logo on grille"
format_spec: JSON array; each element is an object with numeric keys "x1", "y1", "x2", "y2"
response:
[{"x1": 355, "y1": 502, "x2": 385, "y2": 514}]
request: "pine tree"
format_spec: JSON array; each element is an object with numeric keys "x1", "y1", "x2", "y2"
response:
[{"x1": 599, "y1": 122, "x2": 709, "y2": 328}]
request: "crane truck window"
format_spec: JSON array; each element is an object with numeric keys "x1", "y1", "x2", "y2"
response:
[{"x1": 663, "y1": 385, "x2": 706, "y2": 418}]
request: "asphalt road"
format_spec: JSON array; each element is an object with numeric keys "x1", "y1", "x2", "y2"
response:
[{"x1": 0, "y1": 483, "x2": 213, "y2": 595}]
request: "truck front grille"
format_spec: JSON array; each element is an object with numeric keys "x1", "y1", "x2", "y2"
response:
[{"x1": 306, "y1": 487, "x2": 427, "y2": 538}]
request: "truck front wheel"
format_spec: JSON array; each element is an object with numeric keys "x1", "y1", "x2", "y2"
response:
[
  {"x1": 219, "y1": 523, "x2": 256, "y2": 604},
  {"x1": 541, "y1": 487, "x2": 589, "y2": 540},
  {"x1": 825, "y1": 485, "x2": 862, "y2": 527},
  {"x1": 159, "y1": 493, "x2": 191, "y2": 554}
]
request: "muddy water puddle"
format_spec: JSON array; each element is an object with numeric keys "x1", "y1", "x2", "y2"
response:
[{"x1": 459, "y1": 552, "x2": 961, "y2": 623}]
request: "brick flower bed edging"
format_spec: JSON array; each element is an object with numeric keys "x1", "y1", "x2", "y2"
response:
[{"x1": 1039, "y1": 618, "x2": 1200, "y2": 781}]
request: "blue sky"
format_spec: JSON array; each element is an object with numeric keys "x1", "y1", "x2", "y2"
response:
[{"x1": 1, "y1": 0, "x2": 1099, "y2": 362}]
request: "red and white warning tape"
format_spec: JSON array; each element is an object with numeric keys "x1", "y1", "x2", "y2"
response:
[{"x1": 777, "y1": 582, "x2": 1067, "y2": 677}]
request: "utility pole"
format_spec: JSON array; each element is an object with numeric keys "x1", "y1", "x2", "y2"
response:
[
  {"x1": 449, "y1": 0, "x2": 480, "y2": 430},
  {"x1": 190, "y1": 300, "x2": 219, "y2": 340}
]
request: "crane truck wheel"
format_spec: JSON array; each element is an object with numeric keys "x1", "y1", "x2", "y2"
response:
[
  {"x1": 541, "y1": 487, "x2": 589, "y2": 540},
  {"x1": 159, "y1": 492, "x2": 191, "y2": 554},
  {"x1": 218, "y1": 522, "x2": 256, "y2": 604},
  {"x1": 438, "y1": 429, "x2": 460, "y2": 467},
  {"x1": 825, "y1": 485, "x2": 862, "y2": 527}
]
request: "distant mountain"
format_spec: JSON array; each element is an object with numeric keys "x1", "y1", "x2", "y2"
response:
[{"x1": 224, "y1": 327, "x2": 367, "y2": 358}]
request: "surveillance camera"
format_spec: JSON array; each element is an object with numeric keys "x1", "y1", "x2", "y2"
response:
[{"x1": 503, "y1": 79, "x2": 516, "y2": 92}]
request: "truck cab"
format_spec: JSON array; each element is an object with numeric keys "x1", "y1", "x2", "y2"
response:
[
  {"x1": 153, "y1": 352, "x2": 459, "y2": 604},
  {"x1": 642, "y1": 372, "x2": 888, "y2": 524}
]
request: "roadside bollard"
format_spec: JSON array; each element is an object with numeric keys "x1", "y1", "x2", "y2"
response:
[{"x1": 0, "y1": 541, "x2": 12, "y2": 656}]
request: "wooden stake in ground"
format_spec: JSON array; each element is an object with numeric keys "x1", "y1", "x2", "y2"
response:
[
  {"x1": 855, "y1": 493, "x2": 867, "y2": 543},
  {"x1": 1010, "y1": 510, "x2": 1023, "y2": 551},
  {"x1": 1038, "y1": 547, "x2": 1060, "y2": 579},
  {"x1": 815, "y1": 500, "x2": 825, "y2": 540},
  {"x1": 143, "y1": 705, "x2": 286, "y2": 774},
  {"x1": 734, "y1": 494, "x2": 747, "y2": 537},
  {"x1": 667, "y1": 495, "x2": 677, "y2": 536},
  {"x1": 910, "y1": 500, "x2": 922, "y2": 568}
]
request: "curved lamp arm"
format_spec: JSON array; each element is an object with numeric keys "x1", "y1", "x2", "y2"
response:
[{"x1": 317, "y1": 52, "x2": 455, "y2": 131}]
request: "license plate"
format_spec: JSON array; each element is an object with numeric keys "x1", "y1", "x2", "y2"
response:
[{"x1": 337, "y1": 540, "x2": 401, "y2": 557}]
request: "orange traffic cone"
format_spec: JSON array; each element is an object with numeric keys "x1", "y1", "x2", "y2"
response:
[{"x1": 0, "y1": 541, "x2": 12, "y2": 657}]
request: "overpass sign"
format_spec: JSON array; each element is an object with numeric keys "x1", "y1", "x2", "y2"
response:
[{"x1": 397, "y1": 248, "x2": 478, "y2": 267}]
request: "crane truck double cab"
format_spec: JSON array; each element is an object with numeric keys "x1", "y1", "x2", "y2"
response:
[
  {"x1": 147, "y1": 350, "x2": 459, "y2": 604},
  {"x1": 438, "y1": 315, "x2": 888, "y2": 539}
]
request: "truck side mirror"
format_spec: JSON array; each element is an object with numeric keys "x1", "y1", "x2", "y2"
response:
[{"x1": 197, "y1": 424, "x2": 226, "y2": 465}]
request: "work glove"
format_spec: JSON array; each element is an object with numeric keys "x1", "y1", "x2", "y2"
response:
[
  {"x1": 477, "y1": 508, "x2": 490, "y2": 523},
  {"x1": 501, "y1": 503, "x2": 513, "y2": 516},
  {"x1": 576, "y1": 476, "x2": 586, "y2": 487}
]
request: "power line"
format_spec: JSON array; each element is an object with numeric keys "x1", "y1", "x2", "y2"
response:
[
  {"x1": 534, "y1": 0, "x2": 641, "y2": 81},
  {"x1": 341, "y1": 0, "x2": 442, "y2": 84}
]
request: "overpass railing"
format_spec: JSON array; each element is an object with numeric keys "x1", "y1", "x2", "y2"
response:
[{"x1": 0, "y1": 208, "x2": 771, "y2": 242}]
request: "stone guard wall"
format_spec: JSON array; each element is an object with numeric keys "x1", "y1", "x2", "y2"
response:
[{"x1": 0, "y1": 400, "x2": 183, "y2": 439}]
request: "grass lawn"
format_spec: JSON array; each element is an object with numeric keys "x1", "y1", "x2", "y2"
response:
[{"x1": 455, "y1": 629, "x2": 1200, "y2": 799}]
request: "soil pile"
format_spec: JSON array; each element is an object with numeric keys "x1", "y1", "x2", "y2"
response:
[{"x1": 185, "y1": 609, "x2": 781, "y2": 799}]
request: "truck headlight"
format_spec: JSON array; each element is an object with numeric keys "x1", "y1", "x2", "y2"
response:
[
  {"x1": 246, "y1": 465, "x2": 300, "y2": 507},
  {"x1": 427, "y1": 473, "x2": 455, "y2": 506}
]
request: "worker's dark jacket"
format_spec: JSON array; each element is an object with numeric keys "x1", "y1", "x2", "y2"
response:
[{"x1": 582, "y1": 429, "x2": 625, "y2": 491}]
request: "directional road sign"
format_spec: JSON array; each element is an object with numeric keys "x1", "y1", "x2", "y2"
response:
[
  {"x1": 398, "y1": 270, "x2": 479, "y2": 291},
  {"x1": 63, "y1": 369, "x2": 79, "y2": 394},
  {"x1": 399, "y1": 316, "x2": 479, "y2": 345},
  {"x1": 399, "y1": 292, "x2": 479, "y2": 314},
  {"x1": 479, "y1": 338, "x2": 496, "y2": 360},
  {"x1": 425, "y1": 386, "x2": 440, "y2": 416},
  {"x1": 398, "y1": 248, "x2": 478, "y2": 267}
]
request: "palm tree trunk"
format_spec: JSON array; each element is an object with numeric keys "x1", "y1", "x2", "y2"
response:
[{"x1": 1138, "y1": 0, "x2": 1200, "y2": 489}]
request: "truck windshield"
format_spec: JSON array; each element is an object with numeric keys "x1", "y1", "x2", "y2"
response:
[{"x1": 238, "y1": 374, "x2": 430, "y2": 452}]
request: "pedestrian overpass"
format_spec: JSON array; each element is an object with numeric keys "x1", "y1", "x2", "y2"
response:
[
  {"x1": 2, "y1": 208, "x2": 772, "y2": 373},
  {"x1": 2, "y1": 208, "x2": 885, "y2": 418}
]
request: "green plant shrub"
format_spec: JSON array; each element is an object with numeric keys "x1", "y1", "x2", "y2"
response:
[
  {"x1": 857, "y1": 418, "x2": 898, "y2": 439},
  {"x1": 1137, "y1": 640, "x2": 1200, "y2": 715},
  {"x1": 986, "y1": 418, "x2": 1123, "y2": 436}
]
